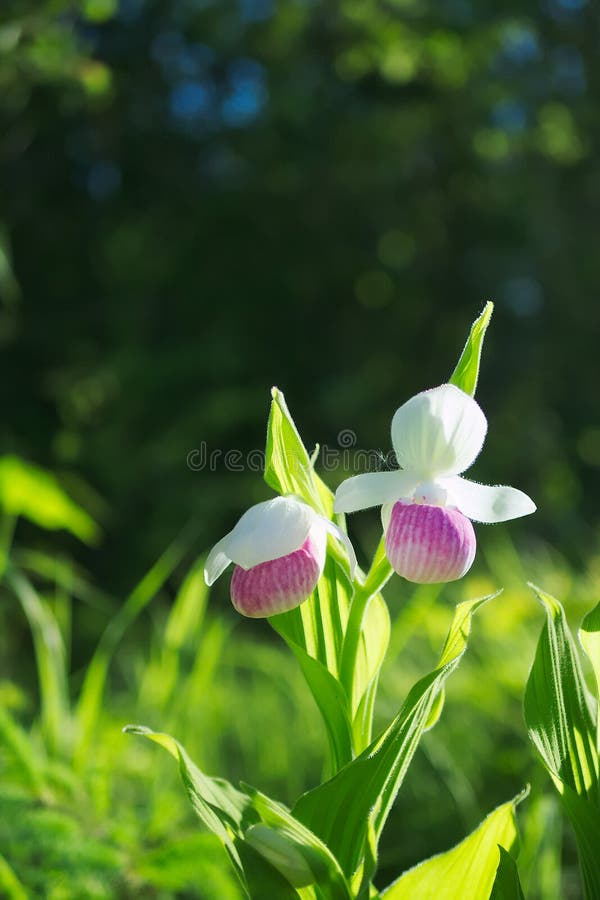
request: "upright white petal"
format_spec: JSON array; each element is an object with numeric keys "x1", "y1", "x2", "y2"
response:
[
  {"x1": 334, "y1": 471, "x2": 420, "y2": 514},
  {"x1": 391, "y1": 384, "x2": 487, "y2": 478},
  {"x1": 443, "y1": 475, "x2": 536, "y2": 523},
  {"x1": 209, "y1": 496, "x2": 314, "y2": 577},
  {"x1": 319, "y1": 516, "x2": 357, "y2": 578}
]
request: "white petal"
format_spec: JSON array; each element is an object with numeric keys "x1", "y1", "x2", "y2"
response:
[
  {"x1": 204, "y1": 536, "x2": 232, "y2": 586},
  {"x1": 391, "y1": 384, "x2": 487, "y2": 478},
  {"x1": 217, "y1": 495, "x2": 314, "y2": 570},
  {"x1": 443, "y1": 475, "x2": 536, "y2": 523},
  {"x1": 318, "y1": 517, "x2": 357, "y2": 578},
  {"x1": 334, "y1": 471, "x2": 420, "y2": 514}
]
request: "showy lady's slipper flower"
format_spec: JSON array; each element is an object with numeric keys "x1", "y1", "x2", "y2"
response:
[
  {"x1": 204, "y1": 495, "x2": 356, "y2": 617},
  {"x1": 334, "y1": 383, "x2": 535, "y2": 584}
]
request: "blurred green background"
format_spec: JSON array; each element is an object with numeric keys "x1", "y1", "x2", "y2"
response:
[{"x1": 1, "y1": 0, "x2": 600, "y2": 897}]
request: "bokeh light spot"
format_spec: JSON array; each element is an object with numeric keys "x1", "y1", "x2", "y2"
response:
[{"x1": 355, "y1": 271, "x2": 394, "y2": 309}]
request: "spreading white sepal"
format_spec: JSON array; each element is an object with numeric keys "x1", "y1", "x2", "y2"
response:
[
  {"x1": 334, "y1": 470, "x2": 420, "y2": 515},
  {"x1": 442, "y1": 475, "x2": 536, "y2": 523},
  {"x1": 204, "y1": 496, "x2": 313, "y2": 584},
  {"x1": 319, "y1": 516, "x2": 357, "y2": 578},
  {"x1": 391, "y1": 384, "x2": 487, "y2": 478},
  {"x1": 204, "y1": 536, "x2": 232, "y2": 586}
]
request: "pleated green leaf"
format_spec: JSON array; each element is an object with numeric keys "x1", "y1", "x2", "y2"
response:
[
  {"x1": 124, "y1": 726, "x2": 352, "y2": 900},
  {"x1": 524, "y1": 586, "x2": 598, "y2": 798},
  {"x1": 449, "y1": 302, "x2": 493, "y2": 397},
  {"x1": 381, "y1": 793, "x2": 524, "y2": 900},
  {"x1": 524, "y1": 586, "x2": 600, "y2": 899},
  {"x1": 292, "y1": 594, "x2": 496, "y2": 888}
]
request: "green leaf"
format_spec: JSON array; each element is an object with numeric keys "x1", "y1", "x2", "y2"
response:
[
  {"x1": 242, "y1": 785, "x2": 353, "y2": 899},
  {"x1": 381, "y1": 793, "x2": 524, "y2": 900},
  {"x1": 524, "y1": 585, "x2": 600, "y2": 899},
  {"x1": 449, "y1": 301, "x2": 493, "y2": 396},
  {"x1": 270, "y1": 555, "x2": 355, "y2": 769},
  {"x1": 0, "y1": 455, "x2": 99, "y2": 543},
  {"x1": 265, "y1": 387, "x2": 333, "y2": 517},
  {"x1": 292, "y1": 594, "x2": 496, "y2": 886},
  {"x1": 524, "y1": 586, "x2": 598, "y2": 798},
  {"x1": 284, "y1": 644, "x2": 354, "y2": 773},
  {"x1": 124, "y1": 726, "x2": 353, "y2": 900},
  {"x1": 343, "y1": 538, "x2": 392, "y2": 711},
  {"x1": 264, "y1": 390, "x2": 393, "y2": 766},
  {"x1": 490, "y1": 847, "x2": 526, "y2": 900}
]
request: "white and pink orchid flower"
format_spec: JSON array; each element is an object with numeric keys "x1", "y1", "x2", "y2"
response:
[
  {"x1": 204, "y1": 495, "x2": 356, "y2": 617},
  {"x1": 334, "y1": 383, "x2": 535, "y2": 584}
]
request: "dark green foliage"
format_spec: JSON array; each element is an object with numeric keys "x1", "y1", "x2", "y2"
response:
[{"x1": 0, "y1": 0, "x2": 597, "y2": 596}]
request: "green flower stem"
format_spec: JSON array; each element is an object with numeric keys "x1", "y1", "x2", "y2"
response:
[{"x1": 339, "y1": 536, "x2": 393, "y2": 707}]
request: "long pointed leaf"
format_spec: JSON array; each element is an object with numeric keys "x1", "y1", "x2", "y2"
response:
[
  {"x1": 124, "y1": 726, "x2": 352, "y2": 900},
  {"x1": 524, "y1": 586, "x2": 598, "y2": 798},
  {"x1": 265, "y1": 387, "x2": 333, "y2": 517},
  {"x1": 292, "y1": 594, "x2": 496, "y2": 883}
]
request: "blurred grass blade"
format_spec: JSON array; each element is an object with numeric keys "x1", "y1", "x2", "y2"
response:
[
  {"x1": 292, "y1": 594, "x2": 495, "y2": 886},
  {"x1": 0, "y1": 704, "x2": 45, "y2": 795},
  {"x1": 490, "y1": 847, "x2": 526, "y2": 900},
  {"x1": 73, "y1": 531, "x2": 192, "y2": 770},
  {"x1": 0, "y1": 853, "x2": 28, "y2": 900},
  {"x1": 164, "y1": 558, "x2": 209, "y2": 650},
  {"x1": 449, "y1": 302, "x2": 493, "y2": 396},
  {"x1": 0, "y1": 455, "x2": 99, "y2": 544},
  {"x1": 381, "y1": 792, "x2": 524, "y2": 899},
  {"x1": 6, "y1": 566, "x2": 70, "y2": 758},
  {"x1": 125, "y1": 725, "x2": 352, "y2": 900},
  {"x1": 14, "y1": 548, "x2": 114, "y2": 615},
  {"x1": 524, "y1": 585, "x2": 600, "y2": 899}
]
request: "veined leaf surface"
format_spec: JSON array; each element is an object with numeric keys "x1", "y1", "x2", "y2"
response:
[{"x1": 381, "y1": 792, "x2": 524, "y2": 900}]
